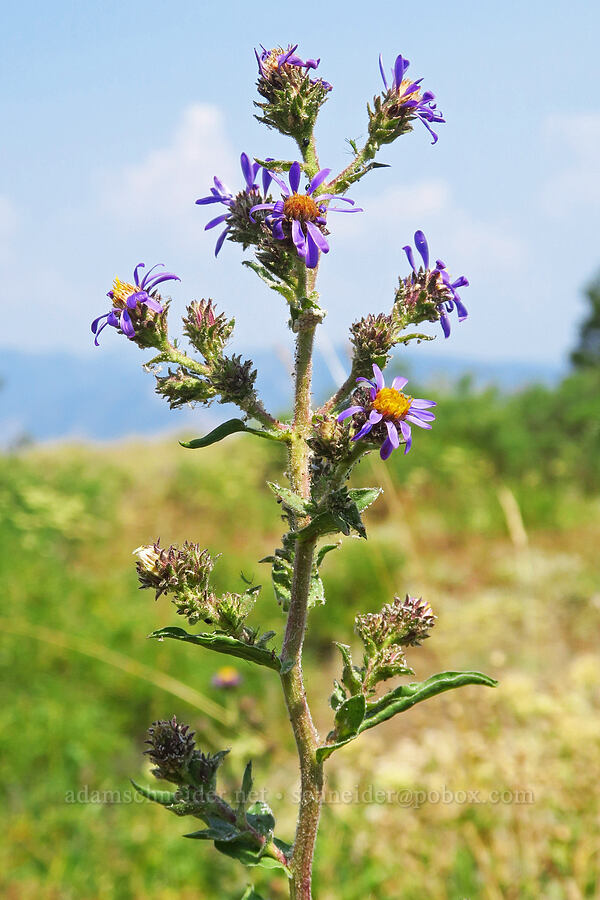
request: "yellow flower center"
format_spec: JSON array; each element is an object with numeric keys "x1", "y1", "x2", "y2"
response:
[
  {"x1": 262, "y1": 47, "x2": 285, "y2": 76},
  {"x1": 216, "y1": 666, "x2": 239, "y2": 682},
  {"x1": 283, "y1": 193, "x2": 321, "y2": 221},
  {"x1": 373, "y1": 387, "x2": 413, "y2": 420},
  {"x1": 397, "y1": 78, "x2": 422, "y2": 104},
  {"x1": 111, "y1": 277, "x2": 138, "y2": 307}
]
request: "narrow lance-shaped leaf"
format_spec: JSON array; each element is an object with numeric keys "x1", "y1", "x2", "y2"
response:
[
  {"x1": 180, "y1": 419, "x2": 282, "y2": 449},
  {"x1": 317, "y1": 671, "x2": 497, "y2": 762},
  {"x1": 149, "y1": 627, "x2": 281, "y2": 672}
]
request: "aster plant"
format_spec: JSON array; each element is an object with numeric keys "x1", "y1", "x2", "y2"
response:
[{"x1": 93, "y1": 44, "x2": 496, "y2": 899}]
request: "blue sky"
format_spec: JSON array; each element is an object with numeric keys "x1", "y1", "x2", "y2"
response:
[{"x1": 1, "y1": 0, "x2": 599, "y2": 370}]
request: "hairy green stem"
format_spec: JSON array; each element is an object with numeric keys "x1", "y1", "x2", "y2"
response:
[{"x1": 279, "y1": 261, "x2": 324, "y2": 899}]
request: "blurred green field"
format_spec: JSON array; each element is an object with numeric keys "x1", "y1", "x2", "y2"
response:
[{"x1": 2, "y1": 371, "x2": 600, "y2": 899}]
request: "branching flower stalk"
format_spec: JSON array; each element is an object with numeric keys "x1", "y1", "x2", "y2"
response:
[{"x1": 92, "y1": 44, "x2": 496, "y2": 900}]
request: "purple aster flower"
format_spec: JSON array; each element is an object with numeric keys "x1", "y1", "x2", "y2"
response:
[
  {"x1": 249, "y1": 161, "x2": 362, "y2": 269},
  {"x1": 337, "y1": 364, "x2": 436, "y2": 460},
  {"x1": 401, "y1": 230, "x2": 469, "y2": 338},
  {"x1": 379, "y1": 53, "x2": 445, "y2": 144},
  {"x1": 255, "y1": 44, "x2": 332, "y2": 90},
  {"x1": 211, "y1": 665, "x2": 242, "y2": 689},
  {"x1": 195, "y1": 152, "x2": 272, "y2": 257},
  {"x1": 91, "y1": 263, "x2": 179, "y2": 345}
]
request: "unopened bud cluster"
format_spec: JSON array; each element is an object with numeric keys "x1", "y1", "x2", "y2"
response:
[
  {"x1": 350, "y1": 312, "x2": 399, "y2": 372},
  {"x1": 255, "y1": 44, "x2": 332, "y2": 140},
  {"x1": 135, "y1": 541, "x2": 261, "y2": 640}
]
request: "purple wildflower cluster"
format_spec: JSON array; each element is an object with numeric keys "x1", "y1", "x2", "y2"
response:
[
  {"x1": 249, "y1": 161, "x2": 362, "y2": 269},
  {"x1": 338, "y1": 364, "x2": 436, "y2": 460},
  {"x1": 255, "y1": 44, "x2": 332, "y2": 91},
  {"x1": 402, "y1": 230, "x2": 469, "y2": 337},
  {"x1": 91, "y1": 263, "x2": 179, "y2": 345},
  {"x1": 195, "y1": 152, "x2": 273, "y2": 256},
  {"x1": 379, "y1": 54, "x2": 445, "y2": 144}
]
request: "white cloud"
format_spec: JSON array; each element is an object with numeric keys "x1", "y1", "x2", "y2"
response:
[
  {"x1": 335, "y1": 177, "x2": 523, "y2": 272},
  {"x1": 541, "y1": 113, "x2": 600, "y2": 214},
  {"x1": 100, "y1": 103, "x2": 237, "y2": 237}
]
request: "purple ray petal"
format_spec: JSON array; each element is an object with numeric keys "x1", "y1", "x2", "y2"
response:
[
  {"x1": 144, "y1": 295, "x2": 163, "y2": 313},
  {"x1": 126, "y1": 290, "x2": 146, "y2": 309},
  {"x1": 386, "y1": 420, "x2": 400, "y2": 449},
  {"x1": 120, "y1": 309, "x2": 135, "y2": 339},
  {"x1": 414, "y1": 230, "x2": 429, "y2": 269},
  {"x1": 205, "y1": 213, "x2": 230, "y2": 230},
  {"x1": 289, "y1": 161, "x2": 302, "y2": 194},
  {"x1": 403, "y1": 244, "x2": 417, "y2": 272},
  {"x1": 378, "y1": 53, "x2": 389, "y2": 91},
  {"x1": 91, "y1": 313, "x2": 109, "y2": 334},
  {"x1": 214, "y1": 225, "x2": 230, "y2": 256},
  {"x1": 249, "y1": 202, "x2": 275, "y2": 221},
  {"x1": 308, "y1": 168, "x2": 331, "y2": 195},
  {"x1": 380, "y1": 436, "x2": 394, "y2": 460},
  {"x1": 240, "y1": 152, "x2": 253, "y2": 189},
  {"x1": 304, "y1": 230, "x2": 320, "y2": 268},
  {"x1": 133, "y1": 262, "x2": 145, "y2": 286},
  {"x1": 262, "y1": 167, "x2": 272, "y2": 195},
  {"x1": 356, "y1": 376, "x2": 376, "y2": 387},
  {"x1": 440, "y1": 311, "x2": 451, "y2": 338},
  {"x1": 392, "y1": 375, "x2": 409, "y2": 391},
  {"x1": 368, "y1": 410, "x2": 383, "y2": 424},
  {"x1": 410, "y1": 398, "x2": 436, "y2": 409},
  {"x1": 399, "y1": 420, "x2": 412, "y2": 453},
  {"x1": 306, "y1": 221, "x2": 329, "y2": 253},
  {"x1": 291, "y1": 219, "x2": 306, "y2": 254},
  {"x1": 453, "y1": 296, "x2": 468, "y2": 321},
  {"x1": 352, "y1": 420, "x2": 375, "y2": 441},
  {"x1": 372, "y1": 363, "x2": 385, "y2": 391},
  {"x1": 337, "y1": 405, "x2": 365, "y2": 422},
  {"x1": 267, "y1": 170, "x2": 290, "y2": 196},
  {"x1": 406, "y1": 414, "x2": 431, "y2": 429}
]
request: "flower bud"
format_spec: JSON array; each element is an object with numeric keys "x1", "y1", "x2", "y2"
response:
[
  {"x1": 154, "y1": 368, "x2": 217, "y2": 409},
  {"x1": 254, "y1": 44, "x2": 332, "y2": 138},
  {"x1": 350, "y1": 313, "x2": 397, "y2": 371},
  {"x1": 183, "y1": 300, "x2": 234, "y2": 362},
  {"x1": 210, "y1": 354, "x2": 258, "y2": 406},
  {"x1": 145, "y1": 716, "x2": 196, "y2": 783}
]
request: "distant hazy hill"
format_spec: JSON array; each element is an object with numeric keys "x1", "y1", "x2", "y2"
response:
[{"x1": 0, "y1": 346, "x2": 563, "y2": 446}]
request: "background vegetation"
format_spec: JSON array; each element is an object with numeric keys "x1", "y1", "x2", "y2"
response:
[{"x1": 2, "y1": 365, "x2": 599, "y2": 899}]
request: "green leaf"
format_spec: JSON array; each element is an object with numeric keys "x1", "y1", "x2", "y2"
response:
[
  {"x1": 180, "y1": 419, "x2": 282, "y2": 449},
  {"x1": 307, "y1": 570, "x2": 325, "y2": 608},
  {"x1": 246, "y1": 801, "x2": 276, "y2": 839},
  {"x1": 180, "y1": 419, "x2": 247, "y2": 448},
  {"x1": 130, "y1": 780, "x2": 177, "y2": 806},
  {"x1": 334, "y1": 693, "x2": 366, "y2": 740},
  {"x1": 316, "y1": 543, "x2": 339, "y2": 567},
  {"x1": 267, "y1": 483, "x2": 310, "y2": 516},
  {"x1": 362, "y1": 671, "x2": 498, "y2": 731},
  {"x1": 214, "y1": 836, "x2": 290, "y2": 874},
  {"x1": 184, "y1": 819, "x2": 240, "y2": 841},
  {"x1": 149, "y1": 626, "x2": 281, "y2": 672},
  {"x1": 334, "y1": 642, "x2": 363, "y2": 696},
  {"x1": 349, "y1": 487, "x2": 383, "y2": 512},
  {"x1": 237, "y1": 762, "x2": 253, "y2": 818},
  {"x1": 240, "y1": 887, "x2": 267, "y2": 900},
  {"x1": 317, "y1": 670, "x2": 497, "y2": 762}
]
